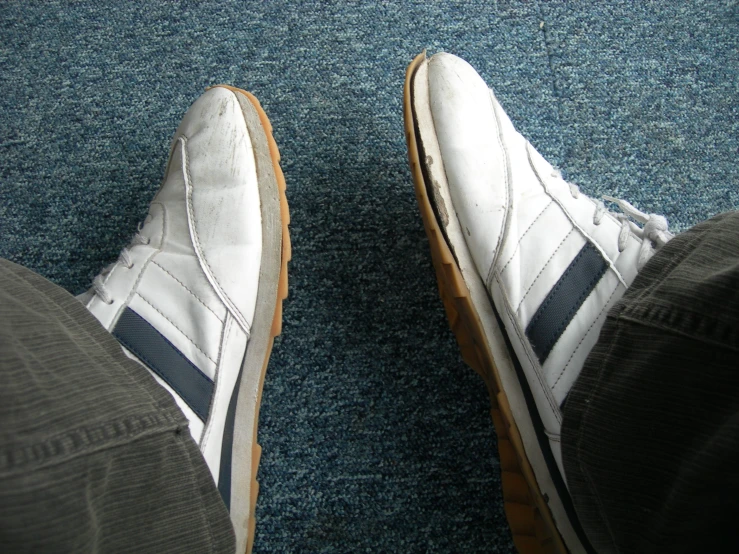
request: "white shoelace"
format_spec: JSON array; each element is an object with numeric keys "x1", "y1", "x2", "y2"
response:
[
  {"x1": 557, "y1": 171, "x2": 673, "y2": 270},
  {"x1": 92, "y1": 230, "x2": 150, "y2": 304}
]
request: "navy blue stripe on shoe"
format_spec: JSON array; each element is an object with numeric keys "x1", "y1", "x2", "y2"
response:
[
  {"x1": 113, "y1": 307, "x2": 213, "y2": 421},
  {"x1": 217, "y1": 359, "x2": 244, "y2": 509},
  {"x1": 489, "y1": 296, "x2": 597, "y2": 554},
  {"x1": 526, "y1": 242, "x2": 608, "y2": 363}
]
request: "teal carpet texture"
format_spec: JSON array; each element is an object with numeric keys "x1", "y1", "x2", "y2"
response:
[{"x1": 1, "y1": 1, "x2": 737, "y2": 552}]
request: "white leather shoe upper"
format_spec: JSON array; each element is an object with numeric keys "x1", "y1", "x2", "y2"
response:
[
  {"x1": 427, "y1": 53, "x2": 671, "y2": 476},
  {"x1": 82, "y1": 86, "x2": 262, "y2": 485}
]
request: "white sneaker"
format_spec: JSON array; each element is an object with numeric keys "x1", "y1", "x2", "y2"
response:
[
  {"x1": 404, "y1": 52, "x2": 671, "y2": 553},
  {"x1": 79, "y1": 86, "x2": 291, "y2": 554}
]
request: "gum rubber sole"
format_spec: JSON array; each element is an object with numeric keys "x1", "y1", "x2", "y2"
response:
[
  {"x1": 214, "y1": 85, "x2": 292, "y2": 554},
  {"x1": 403, "y1": 53, "x2": 567, "y2": 554}
]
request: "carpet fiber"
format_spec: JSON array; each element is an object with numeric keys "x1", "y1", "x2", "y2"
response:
[{"x1": 1, "y1": 1, "x2": 737, "y2": 552}]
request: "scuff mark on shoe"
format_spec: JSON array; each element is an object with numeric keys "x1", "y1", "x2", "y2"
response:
[{"x1": 432, "y1": 178, "x2": 450, "y2": 228}]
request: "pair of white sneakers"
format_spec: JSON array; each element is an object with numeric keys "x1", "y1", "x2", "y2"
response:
[{"x1": 81, "y1": 54, "x2": 671, "y2": 553}]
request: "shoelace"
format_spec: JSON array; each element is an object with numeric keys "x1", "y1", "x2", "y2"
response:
[
  {"x1": 555, "y1": 171, "x2": 673, "y2": 271},
  {"x1": 92, "y1": 229, "x2": 150, "y2": 304}
]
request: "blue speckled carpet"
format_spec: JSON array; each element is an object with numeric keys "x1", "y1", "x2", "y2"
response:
[{"x1": 1, "y1": 1, "x2": 737, "y2": 552}]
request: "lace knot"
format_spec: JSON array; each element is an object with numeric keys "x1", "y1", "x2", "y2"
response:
[{"x1": 643, "y1": 214, "x2": 670, "y2": 247}]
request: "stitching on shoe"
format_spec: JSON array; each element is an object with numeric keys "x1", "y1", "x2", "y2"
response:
[
  {"x1": 181, "y1": 136, "x2": 251, "y2": 334},
  {"x1": 553, "y1": 280, "x2": 622, "y2": 389},
  {"x1": 107, "y1": 202, "x2": 167, "y2": 329},
  {"x1": 135, "y1": 291, "x2": 217, "y2": 365},
  {"x1": 495, "y1": 272, "x2": 562, "y2": 421},
  {"x1": 610, "y1": 233, "x2": 641, "y2": 273},
  {"x1": 526, "y1": 143, "x2": 629, "y2": 289},
  {"x1": 500, "y1": 200, "x2": 555, "y2": 275},
  {"x1": 117, "y1": 332, "x2": 212, "y2": 421},
  {"x1": 527, "y1": 245, "x2": 607, "y2": 358},
  {"x1": 486, "y1": 90, "x2": 512, "y2": 291},
  {"x1": 200, "y1": 313, "x2": 232, "y2": 448},
  {"x1": 544, "y1": 430, "x2": 561, "y2": 442},
  {"x1": 516, "y1": 228, "x2": 574, "y2": 314},
  {"x1": 151, "y1": 260, "x2": 225, "y2": 323}
]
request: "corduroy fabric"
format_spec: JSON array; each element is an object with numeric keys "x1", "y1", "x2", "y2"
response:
[
  {"x1": 0, "y1": 259, "x2": 235, "y2": 554},
  {"x1": 1, "y1": 2, "x2": 737, "y2": 552},
  {"x1": 562, "y1": 211, "x2": 739, "y2": 554}
]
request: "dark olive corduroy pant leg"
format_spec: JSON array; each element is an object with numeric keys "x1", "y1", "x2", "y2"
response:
[
  {"x1": 563, "y1": 211, "x2": 739, "y2": 554},
  {"x1": 0, "y1": 259, "x2": 235, "y2": 553},
  {"x1": 3, "y1": 209, "x2": 739, "y2": 554}
]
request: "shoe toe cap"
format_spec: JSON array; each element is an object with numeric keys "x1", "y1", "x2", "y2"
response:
[
  {"x1": 428, "y1": 52, "x2": 489, "y2": 101},
  {"x1": 162, "y1": 86, "x2": 264, "y2": 333},
  {"x1": 176, "y1": 86, "x2": 245, "y2": 140},
  {"x1": 426, "y1": 53, "x2": 510, "y2": 276}
]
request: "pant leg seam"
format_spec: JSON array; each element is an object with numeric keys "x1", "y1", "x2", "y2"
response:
[
  {"x1": 177, "y1": 433, "x2": 221, "y2": 553},
  {"x1": 619, "y1": 310, "x2": 739, "y2": 353},
  {"x1": 0, "y1": 412, "x2": 186, "y2": 477},
  {"x1": 571, "y1": 316, "x2": 622, "y2": 552}
]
